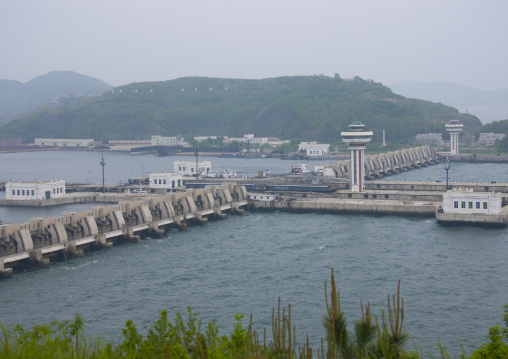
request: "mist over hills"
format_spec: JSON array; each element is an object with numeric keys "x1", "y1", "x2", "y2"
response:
[
  {"x1": 390, "y1": 81, "x2": 508, "y2": 106},
  {"x1": 0, "y1": 74, "x2": 482, "y2": 144},
  {"x1": 0, "y1": 71, "x2": 113, "y2": 122},
  {"x1": 390, "y1": 81, "x2": 508, "y2": 124}
]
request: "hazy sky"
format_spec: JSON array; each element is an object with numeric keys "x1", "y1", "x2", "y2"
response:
[{"x1": 2, "y1": 0, "x2": 507, "y2": 90}]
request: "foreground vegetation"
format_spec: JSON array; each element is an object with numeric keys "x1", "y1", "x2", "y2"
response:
[{"x1": 1, "y1": 269, "x2": 507, "y2": 358}]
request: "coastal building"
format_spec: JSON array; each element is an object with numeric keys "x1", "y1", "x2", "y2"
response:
[
  {"x1": 244, "y1": 134, "x2": 255, "y2": 143},
  {"x1": 34, "y1": 138, "x2": 94, "y2": 147},
  {"x1": 174, "y1": 160, "x2": 212, "y2": 176},
  {"x1": 5, "y1": 180, "x2": 66, "y2": 200},
  {"x1": 149, "y1": 172, "x2": 183, "y2": 190},
  {"x1": 267, "y1": 139, "x2": 290, "y2": 147},
  {"x1": 108, "y1": 140, "x2": 151, "y2": 145},
  {"x1": 193, "y1": 136, "x2": 229, "y2": 142},
  {"x1": 441, "y1": 188, "x2": 502, "y2": 215},
  {"x1": 477, "y1": 133, "x2": 506, "y2": 146},
  {"x1": 445, "y1": 120, "x2": 463, "y2": 155},
  {"x1": 151, "y1": 135, "x2": 183, "y2": 146},
  {"x1": 250, "y1": 137, "x2": 269, "y2": 145},
  {"x1": 220, "y1": 134, "x2": 288, "y2": 147},
  {"x1": 298, "y1": 142, "x2": 330, "y2": 157},
  {"x1": 341, "y1": 121, "x2": 373, "y2": 192}
]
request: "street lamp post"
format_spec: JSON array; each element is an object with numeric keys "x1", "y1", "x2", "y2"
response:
[
  {"x1": 100, "y1": 152, "x2": 106, "y2": 193},
  {"x1": 444, "y1": 156, "x2": 450, "y2": 190}
]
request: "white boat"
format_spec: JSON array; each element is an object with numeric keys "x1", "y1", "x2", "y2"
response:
[
  {"x1": 223, "y1": 168, "x2": 238, "y2": 178},
  {"x1": 291, "y1": 162, "x2": 311, "y2": 175},
  {"x1": 206, "y1": 168, "x2": 238, "y2": 178},
  {"x1": 205, "y1": 171, "x2": 221, "y2": 178}
]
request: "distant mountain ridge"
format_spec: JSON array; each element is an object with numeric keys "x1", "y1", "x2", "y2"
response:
[
  {"x1": 0, "y1": 71, "x2": 113, "y2": 122},
  {"x1": 0, "y1": 75, "x2": 481, "y2": 144}
]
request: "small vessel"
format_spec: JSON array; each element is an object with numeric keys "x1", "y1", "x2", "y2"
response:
[
  {"x1": 223, "y1": 168, "x2": 238, "y2": 178},
  {"x1": 258, "y1": 167, "x2": 271, "y2": 178},
  {"x1": 205, "y1": 170, "x2": 221, "y2": 178},
  {"x1": 291, "y1": 162, "x2": 311, "y2": 175}
]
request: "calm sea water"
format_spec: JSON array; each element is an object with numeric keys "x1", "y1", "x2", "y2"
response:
[{"x1": 0, "y1": 151, "x2": 507, "y2": 356}]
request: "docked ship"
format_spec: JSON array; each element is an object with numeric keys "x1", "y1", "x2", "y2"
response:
[{"x1": 291, "y1": 162, "x2": 311, "y2": 175}]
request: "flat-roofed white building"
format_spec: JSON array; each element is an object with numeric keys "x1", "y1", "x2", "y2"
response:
[
  {"x1": 34, "y1": 138, "x2": 94, "y2": 147},
  {"x1": 6, "y1": 180, "x2": 66, "y2": 200},
  {"x1": 174, "y1": 160, "x2": 212, "y2": 176},
  {"x1": 193, "y1": 136, "x2": 229, "y2": 142},
  {"x1": 250, "y1": 137, "x2": 269, "y2": 145},
  {"x1": 268, "y1": 139, "x2": 290, "y2": 147},
  {"x1": 249, "y1": 193, "x2": 277, "y2": 201},
  {"x1": 441, "y1": 188, "x2": 502, "y2": 215},
  {"x1": 298, "y1": 142, "x2": 330, "y2": 156},
  {"x1": 151, "y1": 135, "x2": 182, "y2": 146},
  {"x1": 149, "y1": 172, "x2": 183, "y2": 189},
  {"x1": 478, "y1": 133, "x2": 506, "y2": 146}
]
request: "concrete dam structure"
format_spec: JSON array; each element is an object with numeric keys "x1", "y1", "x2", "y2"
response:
[
  {"x1": 322, "y1": 146, "x2": 440, "y2": 179},
  {"x1": 0, "y1": 183, "x2": 248, "y2": 278}
]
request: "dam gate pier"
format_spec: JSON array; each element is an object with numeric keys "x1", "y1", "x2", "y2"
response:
[{"x1": 0, "y1": 183, "x2": 248, "y2": 279}]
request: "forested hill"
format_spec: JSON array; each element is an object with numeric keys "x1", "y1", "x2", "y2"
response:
[{"x1": 0, "y1": 75, "x2": 482, "y2": 143}]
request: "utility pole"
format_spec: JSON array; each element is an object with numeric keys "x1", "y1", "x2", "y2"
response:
[
  {"x1": 444, "y1": 155, "x2": 450, "y2": 190},
  {"x1": 195, "y1": 145, "x2": 199, "y2": 180},
  {"x1": 100, "y1": 151, "x2": 106, "y2": 193}
]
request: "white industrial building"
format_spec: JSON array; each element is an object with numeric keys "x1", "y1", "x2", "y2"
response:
[
  {"x1": 441, "y1": 188, "x2": 502, "y2": 215},
  {"x1": 151, "y1": 135, "x2": 182, "y2": 146},
  {"x1": 6, "y1": 180, "x2": 66, "y2": 200},
  {"x1": 477, "y1": 133, "x2": 506, "y2": 146},
  {"x1": 250, "y1": 137, "x2": 269, "y2": 145},
  {"x1": 174, "y1": 160, "x2": 212, "y2": 176},
  {"x1": 149, "y1": 172, "x2": 183, "y2": 190},
  {"x1": 34, "y1": 138, "x2": 94, "y2": 147},
  {"x1": 298, "y1": 142, "x2": 330, "y2": 156}
]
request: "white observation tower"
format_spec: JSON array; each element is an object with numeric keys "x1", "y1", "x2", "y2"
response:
[
  {"x1": 445, "y1": 120, "x2": 463, "y2": 155},
  {"x1": 341, "y1": 121, "x2": 373, "y2": 192}
]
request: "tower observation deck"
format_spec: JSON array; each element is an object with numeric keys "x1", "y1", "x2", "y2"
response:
[
  {"x1": 445, "y1": 120, "x2": 463, "y2": 155},
  {"x1": 341, "y1": 121, "x2": 373, "y2": 192}
]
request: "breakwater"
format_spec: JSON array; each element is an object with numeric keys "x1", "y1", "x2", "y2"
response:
[
  {"x1": 0, "y1": 183, "x2": 248, "y2": 278},
  {"x1": 449, "y1": 153, "x2": 508, "y2": 163}
]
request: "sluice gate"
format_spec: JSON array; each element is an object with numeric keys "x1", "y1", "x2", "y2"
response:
[
  {"x1": 324, "y1": 146, "x2": 440, "y2": 179},
  {"x1": 0, "y1": 183, "x2": 248, "y2": 278}
]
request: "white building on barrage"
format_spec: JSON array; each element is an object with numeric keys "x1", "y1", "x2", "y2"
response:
[
  {"x1": 149, "y1": 172, "x2": 183, "y2": 190},
  {"x1": 6, "y1": 180, "x2": 66, "y2": 200},
  {"x1": 441, "y1": 188, "x2": 502, "y2": 215}
]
